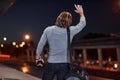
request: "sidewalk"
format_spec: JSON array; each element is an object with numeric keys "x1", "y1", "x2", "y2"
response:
[
  {"x1": 0, "y1": 64, "x2": 41, "y2": 80},
  {"x1": 0, "y1": 63, "x2": 114, "y2": 80}
]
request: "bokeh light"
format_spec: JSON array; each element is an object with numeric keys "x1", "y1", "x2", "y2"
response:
[
  {"x1": 3, "y1": 37, "x2": 7, "y2": 41},
  {"x1": 25, "y1": 34, "x2": 30, "y2": 40},
  {"x1": 112, "y1": 0, "x2": 120, "y2": 14},
  {"x1": 12, "y1": 42, "x2": 16, "y2": 46}
]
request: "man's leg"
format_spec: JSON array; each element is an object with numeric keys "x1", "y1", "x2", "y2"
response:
[
  {"x1": 42, "y1": 63, "x2": 56, "y2": 80},
  {"x1": 57, "y1": 63, "x2": 69, "y2": 80}
]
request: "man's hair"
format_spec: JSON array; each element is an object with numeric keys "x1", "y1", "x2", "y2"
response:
[{"x1": 55, "y1": 11, "x2": 72, "y2": 28}]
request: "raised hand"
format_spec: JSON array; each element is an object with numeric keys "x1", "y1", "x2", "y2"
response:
[{"x1": 74, "y1": 4, "x2": 84, "y2": 16}]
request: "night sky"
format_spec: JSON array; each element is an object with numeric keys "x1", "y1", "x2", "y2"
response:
[{"x1": 0, "y1": 0, "x2": 120, "y2": 43}]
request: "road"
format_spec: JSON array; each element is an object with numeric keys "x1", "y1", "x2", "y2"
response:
[{"x1": 0, "y1": 60, "x2": 114, "y2": 80}]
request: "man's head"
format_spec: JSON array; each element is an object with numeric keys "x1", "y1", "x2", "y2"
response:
[{"x1": 55, "y1": 11, "x2": 72, "y2": 28}]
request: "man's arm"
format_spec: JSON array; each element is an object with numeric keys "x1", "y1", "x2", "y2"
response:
[
  {"x1": 36, "y1": 30, "x2": 47, "y2": 67},
  {"x1": 36, "y1": 30, "x2": 47, "y2": 60},
  {"x1": 71, "y1": 5, "x2": 86, "y2": 36}
]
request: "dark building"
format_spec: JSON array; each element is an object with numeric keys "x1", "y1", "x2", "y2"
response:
[{"x1": 73, "y1": 36, "x2": 120, "y2": 71}]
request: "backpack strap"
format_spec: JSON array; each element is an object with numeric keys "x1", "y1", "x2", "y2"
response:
[{"x1": 67, "y1": 28, "x2": 72, "y2": 63}]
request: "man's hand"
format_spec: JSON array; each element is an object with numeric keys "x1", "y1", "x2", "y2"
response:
[
  {"x1": 74, "y1": 4, "x2": 84, "y2": 16},
  {"x1": 36, "y1": 57, "x2": 44, "y2": 67}
]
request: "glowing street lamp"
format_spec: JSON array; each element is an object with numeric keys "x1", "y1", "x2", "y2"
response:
[
  {"x1": 25, "y1": 34, "x2": 30, "y2": 40},
  {"x1": 12, "y1": 42, "x2": 16, "y2": 46},
  {"x1": 3, "y1": 37, "x2": 7, "y2": 41},
  {"x1": 114, "y1": 63, "x2": 118, "y2": 69},
  {"x1": 16, "y1": 45, "x2": 19, "y2": 48},
  {"x1": 1, "y1": 44, "x2": 4, "y2": 47},
  {"x1": 21, "y1": 41, "x2": 25, "y2": 45}
]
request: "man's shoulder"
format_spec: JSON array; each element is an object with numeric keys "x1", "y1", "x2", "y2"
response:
[
  {"x1": 44, "y1": 25, "x2": 55, "y2": 32},
  {"x1": 45, "y1": 25, "x2": 55, "y2": 30}
]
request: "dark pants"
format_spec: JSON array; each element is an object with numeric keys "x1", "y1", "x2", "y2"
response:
[{"x1": 42, "y1": 63, "x2": 69, "y2": 80}]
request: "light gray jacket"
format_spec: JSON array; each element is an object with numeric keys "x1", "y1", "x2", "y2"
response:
[{"x1": 36, "y1": 16, "x2": 86, "y2": 63}]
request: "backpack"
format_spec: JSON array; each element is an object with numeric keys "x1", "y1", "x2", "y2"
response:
[{"x1": 65, "y1": 63, "x2": 89, "y2": 80}]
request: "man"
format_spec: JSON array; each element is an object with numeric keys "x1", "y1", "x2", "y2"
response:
[{"x1": 36, "y1": 4, "x2": 86, "y2": 80}]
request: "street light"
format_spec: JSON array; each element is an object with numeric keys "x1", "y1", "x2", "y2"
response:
[
  {"x1": 25, "y1": 34, "x2": 30, "y2": 41},
  {"x1": 24, "y1": 34, "x2": 31, "y2": 47},
  {"x1": 16, "y1": 45, "x2": 19, "y2": 48},
  {"x1": 12, "y1": 42, "x2": 16, "y2": 46},
  {"x1": 21, "y1": 41, "x2": 25, "y2": 45},
  {"x1": 1, "y1": 44, "x2": 4, "y2": 47},
  {"x1": 3, "y1": 37, "x2": 7, "y2": 41}
]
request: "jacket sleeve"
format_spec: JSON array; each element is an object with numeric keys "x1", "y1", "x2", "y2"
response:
[
  {"x1": 70, "y1": 16, "x2": 86, "y2": 36},
  {"x1": 36, "y1": 29, "x2": 47, "y2": 55}
]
